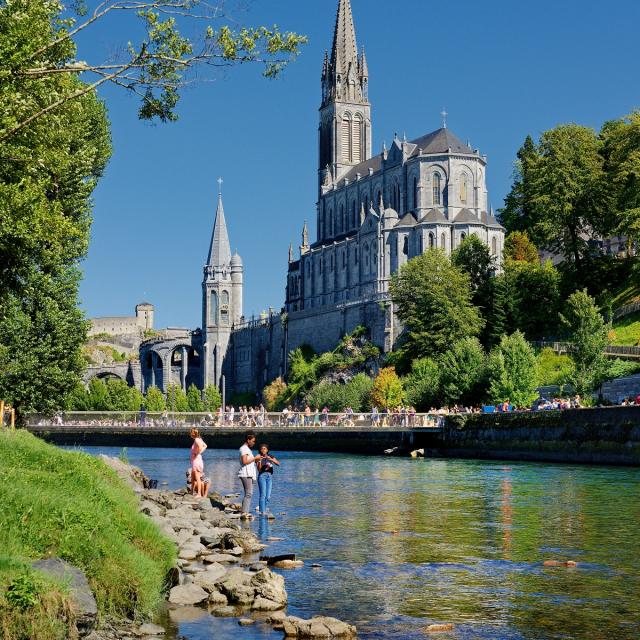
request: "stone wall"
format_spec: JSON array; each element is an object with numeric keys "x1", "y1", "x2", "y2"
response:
[{"x1": 441, "y1": 406, "x2": 640, "y2": 465}]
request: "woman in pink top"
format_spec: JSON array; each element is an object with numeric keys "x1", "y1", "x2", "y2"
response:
[{"x1": 190, "y1": 428, "x2": 207, "y2": 496}]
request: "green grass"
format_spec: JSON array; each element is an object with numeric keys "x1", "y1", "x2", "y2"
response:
[
  {"x1": 0, "y1": 430, "x2": 176, "y2": 638},
  {"x1": 536, "y1": 348, "x2": 573, "y2": 387},
  {"x1": 611, "y1": 311, "x2": 640, "y2": 346}
]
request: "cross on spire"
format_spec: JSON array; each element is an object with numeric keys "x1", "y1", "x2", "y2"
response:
[
  {"x1": 441, "y1": 108, "x2": 448, "y2": 129},
  {"x1": 217, "y1": 176, "x2": 223, "y2": 195}
]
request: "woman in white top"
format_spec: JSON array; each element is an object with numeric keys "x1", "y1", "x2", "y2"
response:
[{"x1": 238, "y1": 431, "x2": 262, "y2": 518}]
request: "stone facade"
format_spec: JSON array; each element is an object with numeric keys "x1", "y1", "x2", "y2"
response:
[
  {"x1": 89, "y1": 302, "x2": 154, "y2": 337},
  {"x1": 131, "y1": 0, "x2": 504, "y2": 398}
]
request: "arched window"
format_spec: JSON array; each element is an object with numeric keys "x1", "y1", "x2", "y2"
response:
[
  {"x1": 341, "y1": 113, "x2": 352, "y2": 162},
  {"x1": 220, "y1": 290, "x2": 229, "y2": 324},
  {"x1": 402, "y1": 236, "x2": 409, "y2": 255},
  {"x1": 429, "y1": 232, "x2": 435, "y2": 249},
  {"x1": 209, "y1": 291, "x2": 217, "y2": 325},
  {"x1": 492, "y1": 236, "x2": 497, "y2": 255},
  {"x1": 460, "y1": 174, "x2": 468, "y2": 204},
  {"x1": 433, "y1": 173, "x2": 441, "y2": 205},
  {"x1": 364, "y1": 243, "x2": 369, "y2": 268},
  {"x1": 370, "y1": 241, "x2": 377, "y2": 271},
  {"x1": 340, "y1": 204, "x2": 345, "y2": 233},
  {"x1": 413, "y1": 176, "x2": 418, "y2": 210},
  {"x1": 352, "y1": 113, "x2": 363, "y2": 163},
  {"x1": 418, "y1": 233, "x2": 424, "y2": 253},
  {"x1": 376, "y1": 190, "x2": 382, "y2": 208},
  {"x1": 460, "y1": 232, "x2": 466, "y2": 247},
  {"x1": 441, "y1": 232, "x2": 446, "y2": 249}
]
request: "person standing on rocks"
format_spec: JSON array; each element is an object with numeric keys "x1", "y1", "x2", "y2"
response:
[
  {"x1": 190, "y1": 428, "x2": 207, "y2": 497},
  {"x1": 256, "y1": 443, "x2": 280, "y2": 516},
  {"x1": 238, "y1": 431, "x2": 262, "y2": 519}
]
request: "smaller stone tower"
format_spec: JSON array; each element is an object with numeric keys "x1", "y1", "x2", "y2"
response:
[
  {"x1": 202, "y1": 184, "x2": 243, "y2": 390},
  {"x1": 135, "y1": 302, "x2": 154, "y2": 330}
]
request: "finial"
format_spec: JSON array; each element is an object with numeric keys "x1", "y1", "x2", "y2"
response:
[
  {"x1": 302, "y1": 220, "x2": 309, "y2": 247},
  {"x1": 403, "y1": 131, "x2": 407, "y2": 142},
  {"x1": 288, "y1": 242, "x2": 294, "y2": 262},
  {"x1": 217, "y1": 176, "x2": 223, "y2": 195},
  {"x1": 441, "y1": 107, "x2": 448, "y2": 129}
]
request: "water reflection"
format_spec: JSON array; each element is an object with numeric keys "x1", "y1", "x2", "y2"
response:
[{"x1": 80, "y1": 447, "x2": 640, "y2": 640}]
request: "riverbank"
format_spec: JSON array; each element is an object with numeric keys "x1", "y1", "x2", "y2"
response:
[
  {"x1": 0, "y1": 431, "x2": 356, "y2": 639},
  {"x1": 0, "y1": 430, "x2": 176, "y2": 640}
]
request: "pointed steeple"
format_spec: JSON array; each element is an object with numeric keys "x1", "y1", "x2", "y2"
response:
[
  {"x1": 207, "y1": 191, "x2": 231, "y2": 267},
  {"x1": 302, "y1": 221, "x2": 309, "y2": 249},
  {"x1": 288, "y1": 242, "x2": 294, "y2": 263},
  {"x1": 330, "y1": 0, "x2": 358, "y2": 74}
]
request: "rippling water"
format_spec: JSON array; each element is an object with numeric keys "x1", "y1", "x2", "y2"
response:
[{"x1": 77, "y1": 446, "x2": 640, "y2": 640}]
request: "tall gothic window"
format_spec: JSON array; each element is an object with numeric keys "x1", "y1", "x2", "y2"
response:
[
  {"x1": 433, "y1": 173, "x2": 441, "y2": 205},
  {"x1": 460, "y1": 174, "x2": 468, "y2": 204},
  {"x1": 220, "y1": 290, "x2": 229, "y2": 324},
  {"x1": 352, "y1": 113, "x2": 363, "y2": 163},
  {"x1": 492, "y1": 236, "x2": 497, "y2": 255},
  {"x1": 402, "y1": 236, "x2": 409, "y2": 255},
  {"x1": 441, "y1": 232, "x2": 446, "y2": 249},
  {"x1": 429, "y1": 232, "x2": 435, "y2": 249},
  {"x1": 341, "y1": 113, "x2": 352, "y2": 162},
  {"x1": 413, "y1": 176, "x2": 418, "y2": 210},
  {"x1": 209, "y1": 291, "x2": 217, "y2": 325}
]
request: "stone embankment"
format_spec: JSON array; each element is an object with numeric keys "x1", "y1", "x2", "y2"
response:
[{"x1": 86, "y1": 455, "x2": 356, "y2": 639}]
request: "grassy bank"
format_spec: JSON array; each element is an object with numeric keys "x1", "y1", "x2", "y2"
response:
[{"x1": 0, "y1": 430, "x2": 176, "y2": 639}]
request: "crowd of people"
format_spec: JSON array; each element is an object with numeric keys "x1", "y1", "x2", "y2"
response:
[{"x1": 189, "y1": 428, "x2": 280, "y2": 521}]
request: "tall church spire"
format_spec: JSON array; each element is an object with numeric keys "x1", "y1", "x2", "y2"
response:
[
  {"x1": 207, "y1": 191, "x2": 231, "y2": 267},
  {"x1": 330, "y1": 0, "x2": 358, "y2": 77}
]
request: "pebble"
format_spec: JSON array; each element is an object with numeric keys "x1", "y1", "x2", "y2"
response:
[
  {"x1": 311, "y1": 563, "x2": 322, "y2": 568},
  {"x1": 238, "y1": 618, "x2": 255, "y2": 626},
  {"x1": 267, "y1": 537, "x2": 284, "y2": 541}
]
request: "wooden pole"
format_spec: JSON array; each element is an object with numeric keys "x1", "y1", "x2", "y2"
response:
[
  {"x1": 0, "y1": 400, "x2": 4, "y2": 427},
  {"x1": 10, "y1": 408, "x2": 15, "y2": 429}
]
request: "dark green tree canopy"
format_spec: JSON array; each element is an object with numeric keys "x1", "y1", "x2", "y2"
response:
[{"x1": 390, "y1": 249, "x2": 484, "y2": 362}]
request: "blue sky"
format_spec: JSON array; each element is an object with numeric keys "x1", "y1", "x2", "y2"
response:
[{"x1": 79, "y1": 0, "x2": 640, "y2": 329}]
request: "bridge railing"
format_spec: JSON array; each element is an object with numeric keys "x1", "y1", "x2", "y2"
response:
[{"x1": 25, "y1": 411, "x2": 446, "y2": 430}]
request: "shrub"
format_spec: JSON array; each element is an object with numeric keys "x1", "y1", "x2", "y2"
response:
[
  {"x1": 186, "y1": 384, "x2": 204, "y2": 412},
  {"x1": 203, "y1": 385, "x2": 222, "y2": 412},
  {"x1": 262, "y1": 377, "x2": 287, "y2": 410},
  {"x1": 165, "y1": 384, "x2": 188, "y2": 412},
  {"x1": 144, "y1": 386, "x2": 165, "y2": 411}
]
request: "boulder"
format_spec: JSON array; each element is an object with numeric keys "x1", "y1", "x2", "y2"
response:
[
  {"x1": 168, "y1": 584, "x2": 209, "y2": 606},
  {"x1": 250, "y1": 568, "x2": 287, "y2": 607},
  {"x1": 207, "y1": 589, "x2": 228, "y2": 606},
  {"x1": 193, "y1": 563, "x2": 228, "y2": 590},
  {"x1": 272, "y1": 559, "x2": 304, "y2": 569},
  {"x1": 203, "y1": 553, "x2": 239, "y2": 564},
  {"x1": 215, "y1": 567, "x2": 255, "y2": 605},
  {"x1": 238, "y1": 618, "x2": 255, "y2": 626},
  {"x1": 32, "y1": 558, "x2": 97, "y2": 637},
  {"x1": 283, "y1": 616, "x2": 357, "y2": 638},
  {"x1": 425, "y1": 623, "x2": 454, "y2": 633}
]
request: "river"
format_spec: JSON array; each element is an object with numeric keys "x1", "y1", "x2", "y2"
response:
[{"x1": 77, "y1": 446, "x2": 640, "y2": 640}]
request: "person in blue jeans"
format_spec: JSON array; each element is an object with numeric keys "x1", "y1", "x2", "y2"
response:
[{"x1": 256, "y1": 444, "x2": 280, "y2": 516}]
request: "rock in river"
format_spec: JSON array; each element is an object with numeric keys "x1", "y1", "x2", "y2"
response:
[
  {"x1": 283, "y1": 615, "x2": 357, "y2": 638},
  {"x1": 168, "y1": 584, "x2": 209, "y2": 606}
]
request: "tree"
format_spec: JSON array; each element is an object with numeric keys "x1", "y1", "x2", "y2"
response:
[
  {"x1": 306, "y1": 374, "x2": 373, "y2": 412},
  {"x1": 483, "y1": 274, "x2": 511, "y2": 349},
  {"x1": 504, "y1": 231, "x2": 539, "y2": 264},
  {"x1": 487, "y1": 331, "x2": 538, "y2": 408},
  {"x1": 560, "y1": 289, "x2": 610, "y2": 395},
  {"x1": 403, "y1": 358, "x2": 441, "y2": 411},
  {"x1": 451, "y1": 235, "x2": 497, "y2": 298},
  {"x1": 0, "y1": 269, "x2": 92, "y2": 413},
  {"x1": 262, "y1": 377, "x2": 287, "y2": 411},
  {"x1": 501, "y1": 125, "x2": 610, "y2": 272},
  {"x1": 144, "y1": 385, "x2": 166, "y2": 411},
  {"x1": 370, "y1": 367, "x2": 404, "y2": 409},
  {"x1": 186, "y1": 384, "x2": 204, "y2": 412},
  {"x1": 438, "y1": 337, "x2": 486, "y2": 407},
  {"x1": 500, "y1": 135, "x2": 538, "y2": 234},
  {"x1": 390, "y1": 249, "x2": 484, "y2": 361},
  {"x1": 203, "y1": 384, "x2": 222, "y2": 412},
  {"x1": 0, "y1": 0, "x2": 307, "y2": 141},
  {"x1": 503, "y1": 259, "x2": 562, "y2": 339},
  {"x1": 105, "y1": 378, "x2": 136, "y2": 411},
  {"x1": 601, "y1": 111, "x2": 640, "y2": 245},
  {"x1": 166, "y1": 383, "x2": 188, "y2": 412},
  {"x1": 86, "y1": 377, "x2": 109, "y2": 410}
]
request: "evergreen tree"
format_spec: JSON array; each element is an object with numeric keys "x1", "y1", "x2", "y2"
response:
[
  {"x1": 483, "y1": 274, "x2": 510, "y2": 349},
  {"x1": 488, "y1": 331, "x2": 539, "y2": 408},
  {"x1": 390, "y1": 249, "x2": 484, "y2": 361},
  {"x1": 145, "y1": 386, "x2": 166, "y2": 412},
  {"x1": 560, "y1": 290, "x2": 610, "y2": 395},
  {"x1": 186, "y1": 384, "x2": 205, "y2": 412},
  {"x1": 500, "y1": 135, "x2": 538, "y2": 233}
]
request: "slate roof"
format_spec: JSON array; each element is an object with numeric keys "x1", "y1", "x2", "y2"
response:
[
  {"x1": 394, "y1": 212, "x2": 417, "y2": 227},
  {"x1": 481, "y1": 210, "x2": 504, "y2": 228},
  {"x1": 453, "y1": 208, "x2": 481, "y2": 224},
  {"x1": 207, "y1": 194, "x2": 232, "y2": 266},
  {"x1": 420, "y1": 208, "x2": 448, "y2": 224},
  {"x1": 410, "y1": 127, "x2": 474, "y2": 155}
]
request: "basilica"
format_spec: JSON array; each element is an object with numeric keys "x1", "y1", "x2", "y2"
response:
[{"x1": 132, "y1": 0, "x2": 504, "y2": 397}]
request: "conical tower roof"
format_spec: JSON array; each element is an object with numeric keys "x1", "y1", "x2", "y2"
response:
[
  {"x1": 207, "y1": 193, "x2": 231, "y2": 267},
  {"x1": 330, "y1": 0, "x2": 358, "y2": 74}
]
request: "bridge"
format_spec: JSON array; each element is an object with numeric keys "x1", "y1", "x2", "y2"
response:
[{"x1": 24, "y1": 411, "x2": 444, "y2": 453}]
